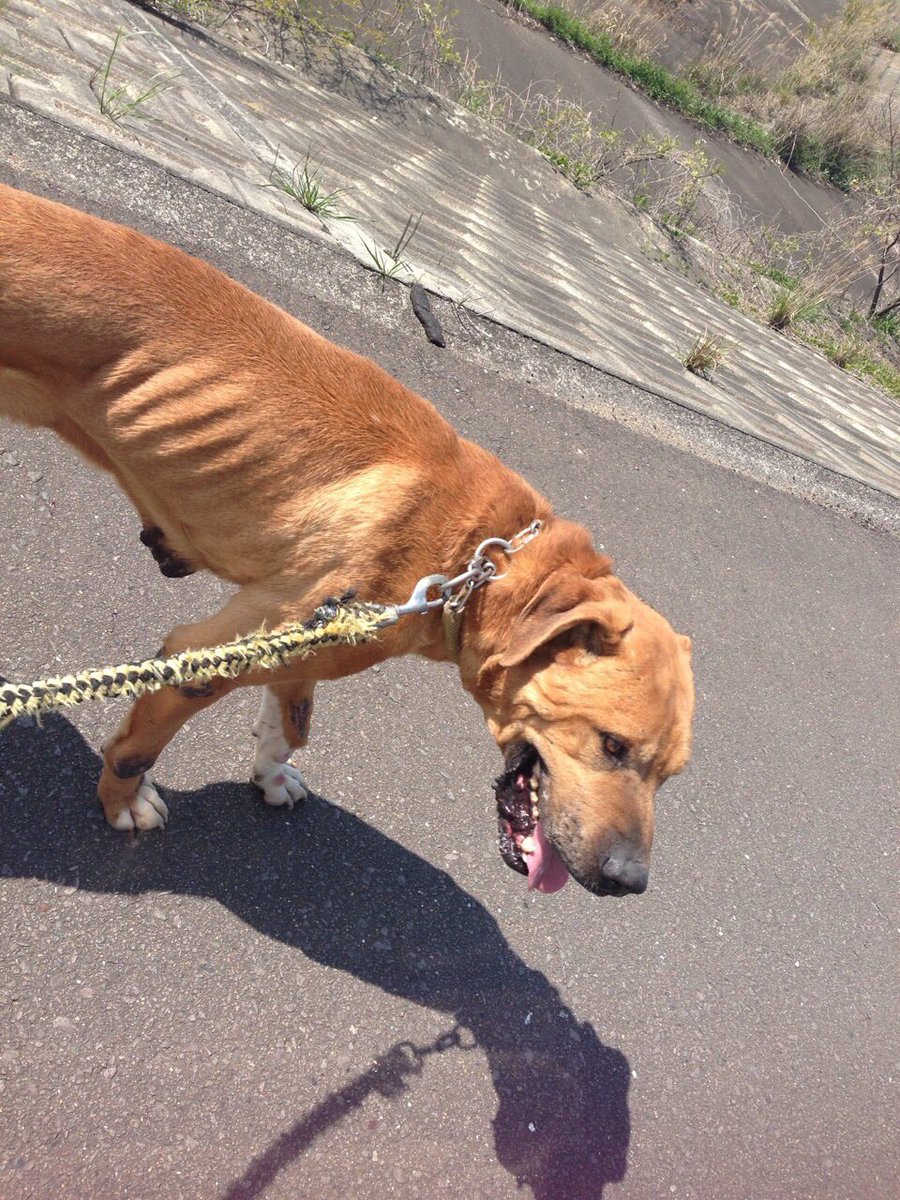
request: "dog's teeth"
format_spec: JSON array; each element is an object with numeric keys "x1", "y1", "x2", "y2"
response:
[{"x1": 520, "y1": 836, "x2": 536, "y2": 855}]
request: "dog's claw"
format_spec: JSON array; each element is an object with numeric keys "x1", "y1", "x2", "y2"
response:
[{"x1": 253, "y1": 762, "x2": 308, "y2": 810}]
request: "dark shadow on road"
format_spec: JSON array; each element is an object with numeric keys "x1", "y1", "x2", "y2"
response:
[
  {"x1": 220, "y1": 1022, "x2": 477, "y2": 1200},
  {"x1": 1, "y1": 712, "x2": 631, "y2": 1199}
]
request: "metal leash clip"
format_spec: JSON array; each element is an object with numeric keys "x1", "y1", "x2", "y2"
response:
[
  {"x1": 394, "y1": 573, "x2": 451, "y2": 618},
  {"x1": 394, "y1": 519, "x2": 542, "y2": 619}
]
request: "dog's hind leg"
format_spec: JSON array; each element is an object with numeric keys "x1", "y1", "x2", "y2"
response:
[
  {"x1": 250, "y1": 681, "x2": 315, "y2": 810},
  {"x1": 2, "y1": 397, "x2": 194, "y2": 579},
  {"x1": 138, "y1": 524, "x2": 196, "y2": 578}
]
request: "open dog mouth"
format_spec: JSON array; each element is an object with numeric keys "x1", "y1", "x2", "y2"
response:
[{"x1": 494, "y1": 742, "x2": 570, "y2": 894}]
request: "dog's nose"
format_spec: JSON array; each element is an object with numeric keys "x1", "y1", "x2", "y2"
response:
[{"x1": 600, "y1": 854, "x2": 649, "y2": 894}]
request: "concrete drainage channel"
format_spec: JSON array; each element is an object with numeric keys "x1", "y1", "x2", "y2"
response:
[{"x1": 0, "y1": 0, "x2": 899, "y2": 528}]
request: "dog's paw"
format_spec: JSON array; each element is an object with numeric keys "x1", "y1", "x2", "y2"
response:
[
  {"x1": 252, "y1": 762, "x2": 308, "y2": 810},
  {"x1": 109, "y1": 781, "x2": 169, "y2": 831}
]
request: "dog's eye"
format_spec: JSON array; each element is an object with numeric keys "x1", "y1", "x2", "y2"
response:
[{"x1": 601, "y1": 733, "x2": 627, "y2": 763}]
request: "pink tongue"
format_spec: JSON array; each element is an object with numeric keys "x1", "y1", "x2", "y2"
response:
[{"x1": 526, "y1": 820, "x2": 570, "y2": 894}]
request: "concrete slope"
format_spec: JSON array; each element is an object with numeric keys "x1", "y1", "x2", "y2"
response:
[{"x1": 1, "y1": 0, "x2": 898, "y2": 502}]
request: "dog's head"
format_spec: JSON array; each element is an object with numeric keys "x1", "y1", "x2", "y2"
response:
[{"x1": 465, "y1": 523, "x2": 694, "y2": 897}]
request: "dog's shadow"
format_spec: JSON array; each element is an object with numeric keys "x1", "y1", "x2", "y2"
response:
[{"x1": 1, "y1": 712, "x2": 631, "y2": 1198}]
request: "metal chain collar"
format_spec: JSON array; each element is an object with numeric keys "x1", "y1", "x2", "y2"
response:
[{"x1": 394, "y1": 519, "x2": 543, "y2": 620}]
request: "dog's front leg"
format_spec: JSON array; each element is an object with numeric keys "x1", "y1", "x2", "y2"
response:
[
  {"x1": 98, "y1": 674, "x2": 237, "y2": 829},
  {"x1": 251, "y1": 681, "x2": 315, "y2": 810},
  {"x1": 97, "y1": 588, "x2": 279, "y2": 830}
]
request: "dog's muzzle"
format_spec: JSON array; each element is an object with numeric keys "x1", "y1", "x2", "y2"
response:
[
  {"x1": 493, "y1": 743, "x2": 569, "y2": 894},
  {"x1": 494, "y1": 743, "x2": 650, "y2": 897}
]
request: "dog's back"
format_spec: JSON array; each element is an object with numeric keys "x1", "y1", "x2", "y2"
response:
[{"x1": 0, "y1": 184, "x2": 527, "y2": 586}]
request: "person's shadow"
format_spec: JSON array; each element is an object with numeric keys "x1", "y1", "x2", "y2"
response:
[{"x1": 1, "y1": 710, "x2": 631, "y2": 1198}]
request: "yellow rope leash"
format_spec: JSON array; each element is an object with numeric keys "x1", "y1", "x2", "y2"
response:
[
  {"x1": 0, "y1": 598, "x2": 397, "y2": 731},
  {"x1": 0, "y1": 522, "x2": 544, "y2": 732}
]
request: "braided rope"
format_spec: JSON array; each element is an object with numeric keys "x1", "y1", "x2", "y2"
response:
[{"x1": 0, "y1": 599, "x2": 397, "y2": 731}]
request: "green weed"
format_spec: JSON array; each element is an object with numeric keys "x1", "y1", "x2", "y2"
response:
[
  {"x1": 91, "y1": 28, "x2": 180, "y2": 123},
  {"x1": 767, "y1": 285, "x2": 826, "y2": 330},
  {"x1": 266, "y1": 151, "x2": 353, "y2": 222},
  {"x1": 873, "y1": 311, "x2": 900, "y2": 340},
  {"x1": 751, "y1": 263, "x2": 798, "y2": 287},
  {"x1": 853, "y1": 354, "x2": 900, "y2": 396},
  {"x1": 361, "y1": 213, "x2": 422, "y2": 288}
]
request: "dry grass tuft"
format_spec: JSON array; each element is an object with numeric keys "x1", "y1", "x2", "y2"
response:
[
  {"x1": 687, "y1": 13, "x2": 775, "y2": 99},
  {"x1": 682, "y1": 330, "x2": 731, "y2": 378},
  {"x1": 702, "y1": 0, "x2": 900, "y2": 186},
  {"x1": 574, "y1": 0, "x2": 668, "y2": 59}
]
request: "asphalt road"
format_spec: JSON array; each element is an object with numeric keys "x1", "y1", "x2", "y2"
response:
[{"x1": 1, "y1": 116, "x2": 898, "y2": 1200}]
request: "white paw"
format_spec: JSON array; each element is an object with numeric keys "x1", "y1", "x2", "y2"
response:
[
  {"x1": 111, "y1": 781, "x2": 168, "y2": 831},
  {"x1": 253, "y1": 762, "x2": 308, "y2": 810}
]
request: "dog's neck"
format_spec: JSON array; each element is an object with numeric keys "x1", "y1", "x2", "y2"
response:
[
  {"x1": 412, "y1": 450, "x2": 548, "y2": 667},
  {"x1": 431, "y1": 507, "x2": 616, "y2": 702},
  {"x1": 399, "y1": 442, "x2": 610, "y2": 687}
]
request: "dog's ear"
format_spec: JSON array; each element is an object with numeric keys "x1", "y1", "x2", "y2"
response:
[{"x1": 499, "y1": 572, "x2": 633, "y2": 668}]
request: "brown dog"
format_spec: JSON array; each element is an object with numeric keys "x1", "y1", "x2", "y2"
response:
[{"x1": 0, "y1": 184, "x2": 694, "y2": 897}]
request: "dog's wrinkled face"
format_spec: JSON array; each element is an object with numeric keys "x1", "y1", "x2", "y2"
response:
[{"x1": 479, "y1": 569, "x2": 694, "y2": 897}]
